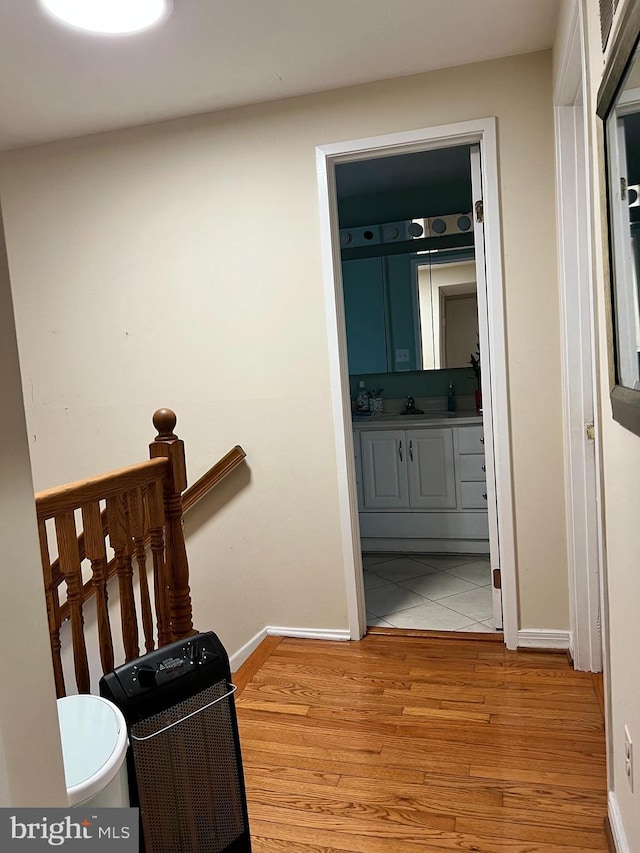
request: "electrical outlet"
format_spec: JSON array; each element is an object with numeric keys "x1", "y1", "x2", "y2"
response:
[
  {"x1": 395, "y1": 348, "x2": 410, "y2": 363},
  {"x1": 625, "y1": 726, "x2": 634, "y2": 792}
]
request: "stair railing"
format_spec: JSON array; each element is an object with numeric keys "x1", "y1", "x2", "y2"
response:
[{"x1": 35, "y1": 408, "x2": 246, "y2": 697}]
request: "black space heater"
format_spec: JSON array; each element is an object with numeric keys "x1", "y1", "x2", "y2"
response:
[{"x1": 100, "y1": 631, "x2": 252, "y2": 853}]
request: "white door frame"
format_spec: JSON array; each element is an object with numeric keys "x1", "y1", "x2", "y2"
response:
[
  {"x1": 554, "y1": 0, "x2": 604, "y2": 672},
  {"x1": 316, "y1": 117, "x2": 518, "y2": 650}
]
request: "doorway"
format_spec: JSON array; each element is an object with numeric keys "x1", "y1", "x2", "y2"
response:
[
  {"x1": 338, "y1": 147, "x2": 495, "y2": 633},
  {"x1": 316, "y1": 118, "x2": 518, "y2": 648}
]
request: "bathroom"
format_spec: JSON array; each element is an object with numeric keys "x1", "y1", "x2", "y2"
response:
[{"x1": 336, "y1": 145, "x2": 499, "y2": 634}]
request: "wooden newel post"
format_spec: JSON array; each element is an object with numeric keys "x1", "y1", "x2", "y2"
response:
[{"x1": 150, "y1": 408, "x2": 196, "y2": 641}]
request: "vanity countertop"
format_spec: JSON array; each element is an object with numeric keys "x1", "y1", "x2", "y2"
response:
[{"x1": 352, "y1": 411, "x2": 483, "y2": 429}]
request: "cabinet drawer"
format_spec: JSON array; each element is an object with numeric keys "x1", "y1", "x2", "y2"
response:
[
  {"x1": 458, "y1": 454, "x2": 486, "y2": 481},
  {"x1": 460, "y1": 481, "x2": 488, "y2": 509},
  {"x1": 457, "y1": 426, "x2": 485, "y2": 454}
]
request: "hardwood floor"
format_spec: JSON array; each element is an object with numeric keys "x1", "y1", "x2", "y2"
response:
[{"x1": 234, "y1": 634, "x2": 608, "y2": 853}]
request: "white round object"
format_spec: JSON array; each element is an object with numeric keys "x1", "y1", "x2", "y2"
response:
[
  {"x1": 40, "y1": 0, "x2": 172, "y2": 35},
  {"x1": 57, "y1": 694, "x2": 129, "y2": 807}
]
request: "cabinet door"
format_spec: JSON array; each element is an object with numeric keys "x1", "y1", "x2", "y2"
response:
[
  {"x1": 342, "y1": 258, "x2": 388, "y2": 375},
  {"x1": 407, "y1": 429, "x2": 456, "y2": 509},
  {"x1": 360, "y1": 430, "x2": 409, "y2": 509}
]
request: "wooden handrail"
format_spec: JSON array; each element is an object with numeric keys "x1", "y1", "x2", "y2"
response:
[
  {"x1": 37, "y1": 408, "x2": 200, "y2": 696},
  {"x1": 55, "y1": 444, "x2": 247, "y2": 621},
  {"x1": 182, "y1": 445, "x2": 247, "y2": 514},
  {"x1": 36, "y1": 458, "x2": 169, "y2": 521},
  {"x1": 46, "y1": 445, "x2": 246, "y2": 593}
]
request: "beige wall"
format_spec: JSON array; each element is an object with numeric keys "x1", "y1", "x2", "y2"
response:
[
  {"x1": 0, "y1": 205, "x2": 67, "y2": 805},
  {"x1": 582, "y1": 1, "x2": 640, "y2": 846},
  {"x1": 0, "y1": 49, "x2": 568, "y2": 660}
]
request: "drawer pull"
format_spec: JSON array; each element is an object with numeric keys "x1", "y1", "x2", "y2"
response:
[
  {"x1": 399, "y1": 440, "x2": 403, "y2": 462},
  {"x1": 409, "y1": 440, "x2": 413, "y2": 461},
  {"x1": 482, "y1": 492, "x2": 487, "y2": 500}
]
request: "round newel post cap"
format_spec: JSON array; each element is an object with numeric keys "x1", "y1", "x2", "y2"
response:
[{"x1": 153, "y1": 408, "x2": 178, "y2": 440}]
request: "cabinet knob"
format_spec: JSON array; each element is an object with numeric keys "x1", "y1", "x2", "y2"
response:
[
  {"x1": 480, "y1": 437, "x2": 485, "y2": 444},
  {"x1": 482, "y1": 465, "x2": 486, "y2": 472},
  {"x1": 482, "y1": 492, "x2": 487, "y2": 500}
]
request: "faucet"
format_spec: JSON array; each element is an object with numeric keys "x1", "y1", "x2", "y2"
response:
[{"x1": 402, "y1": 396, "x2": 424, "y2": 415}]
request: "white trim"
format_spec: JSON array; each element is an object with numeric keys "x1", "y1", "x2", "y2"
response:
[
  {"x1": 229, "y1": 625, "x2": 351, "y2": 672},
  {"x1": 266, "y1": 626, "x2": 351, "y2": 642},
  {"x1": 316, "y1": 118, "x2": 518, "y2": 650},
  {"x1": 229, "y1": 627, "x2": 268, "y2": 672},
  {"x1": 553, "y1": 0, "x2": 582, "y2": 106},
  {"x1": 317, "y1": 146, "x2": 366, "y2": 641},
  {"x1": 608, "y1": 790, "x2": 631, "y2": 853},
  {"x1": 553, "y1": 0, "x2": 603, "y2": 673},
  {"x1": 517, "y1": 629, "x2": 571, "y2": 650},
  {"x1": 361, "y1": 538, "x2": 489, "y2": 554}
]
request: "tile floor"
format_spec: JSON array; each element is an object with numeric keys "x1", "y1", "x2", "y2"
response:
[{"x1": 364, "y1": 553, "x2": 499, "y2": 632}]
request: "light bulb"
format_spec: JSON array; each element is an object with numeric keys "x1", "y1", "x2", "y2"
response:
[{"x1": 40, "y1": 0, "x2": 172, "y2": 35}]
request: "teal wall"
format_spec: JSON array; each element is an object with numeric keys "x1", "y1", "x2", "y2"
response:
[
  {"x1": 338, "y1": 182, "x2": 472, "y2": 228},
  {"x1": 349, "y1": 367, "x2": 477, "y2": 401}
]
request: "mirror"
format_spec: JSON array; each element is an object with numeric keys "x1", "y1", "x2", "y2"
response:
[
  {"x1": 414, "y1": 250, "x2": 477, "y2": 370},
  {"x1": 341, "y1": 246, "x2": 476, "y2": 376},
  {"x1": 598, "y1": 3, "x2": 640, "y2": 435}
]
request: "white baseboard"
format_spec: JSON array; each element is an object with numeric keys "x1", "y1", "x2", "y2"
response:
[
  {"x1": 361, "y1": 538, "x2": 489, "y2": 554},
  {"x1": 266, "y1": 626, "x2": 351, "y2": 642},
  {"x1": 608, "y1": 790, "x2": 630, "y2": 853},
  {"x1": 517, "y1": 629, "x2": 571, "y2": 650},
  {"x1": 229, "y1": 627, "x2": 267, "y2": 672},
  {"x1": 229, "y1": 625, "x2": 350, "y2": 672}
]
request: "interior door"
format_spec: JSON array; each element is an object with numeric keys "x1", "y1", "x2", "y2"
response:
[{"x1": 471, "y1": 144, "x2": 503, "y2": 630}]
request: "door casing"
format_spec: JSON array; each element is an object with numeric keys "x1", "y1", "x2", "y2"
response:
[{"x1": 316, "y1": 117, "x2": 518, "y2": 649}]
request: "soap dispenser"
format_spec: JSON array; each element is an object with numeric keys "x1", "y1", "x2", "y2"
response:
[
  {"x1": 447, "y1": 383, "x2": 456, "y2": 412},
  {"x1": 356, "y1": 381, "x2": 369, "y2": 413}
]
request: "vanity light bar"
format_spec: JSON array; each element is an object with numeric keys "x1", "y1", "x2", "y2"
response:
[{"x1": 339, "y1": 213, "x2": 472, "y2": 249}]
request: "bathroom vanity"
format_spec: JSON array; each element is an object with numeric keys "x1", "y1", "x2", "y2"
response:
[{"x1": 352, "y1": 412, "x2": 488, "y2": 554}]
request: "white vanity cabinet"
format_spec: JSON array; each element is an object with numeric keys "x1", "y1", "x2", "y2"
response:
[
  {"x1": 354, "y1": 417, "x2": 489, "y2": 553},
  {"x1": 456, "y1": 426, "x2": 488, "y2": 510},
  {"x1": 360, "y1": 428, "x2": 456, "y2": 509}
]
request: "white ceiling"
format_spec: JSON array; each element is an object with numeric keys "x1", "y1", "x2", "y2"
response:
[{"x1": 0, "y1": 0, "x2": 560, "y2": 151}]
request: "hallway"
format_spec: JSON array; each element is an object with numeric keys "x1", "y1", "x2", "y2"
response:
[{"x1": 234, "y1": 633, "x2": 608, "y2": 852}]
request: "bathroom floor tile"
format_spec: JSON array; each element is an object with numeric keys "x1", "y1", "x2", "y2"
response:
[
  {"x1": 443, "y1": 559, "x2": 492, "y2": 586},
  {"x1": 366, "y1": 613, "x2": 395, "y2": 628},
  {"x1": 458, "y1": 621, "x2": 497, "y2": 633},
  {"x1": 399, "y1": 571, "x2": 477, "y2": 600},
  {"x1": 411, "y1": 554, "x2": 476, "y2": 571},
  {"x1": 362, "y1": 554, "x2": 396, "y2": 569},
  {"x1": 438, "y1": 586, "x2": 493, "y2": 623},
  {"x1": 369, "y1": 557, "x2": 439, "y2": 583},
  {"x1": 384, "y1": 600, "x2": 475, "y2": 631},
  {"x1": 365, "y1": 584, "x2": 427, "y2": 617},
  {"x1": 363, "y1": 571, "x2": 390, "y2": 591}
]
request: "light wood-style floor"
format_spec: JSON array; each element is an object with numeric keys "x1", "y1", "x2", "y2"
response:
[{"x1": 234, "y1": 633, "x2": 608, "y2": 853}]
